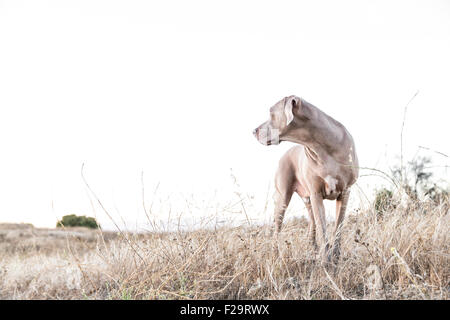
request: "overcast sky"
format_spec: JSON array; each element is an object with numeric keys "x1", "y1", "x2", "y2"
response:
[{"x1": 0, "y1": 0, "x2": 449, "y2": 230}]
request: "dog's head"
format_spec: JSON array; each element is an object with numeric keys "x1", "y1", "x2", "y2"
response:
[{"x1": 253, "y1": 95, "x2": 307, "y2": 146}]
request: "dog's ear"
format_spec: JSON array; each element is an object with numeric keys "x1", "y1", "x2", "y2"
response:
[{"x1": 284, "y1": 97, "x2": 299, "y2": 126}]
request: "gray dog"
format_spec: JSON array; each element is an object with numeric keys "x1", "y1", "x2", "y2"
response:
[{"x1": 253, "y1": 95, "x2": 359, "y2": 264}]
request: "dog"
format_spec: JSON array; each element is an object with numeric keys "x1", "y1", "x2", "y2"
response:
[{"x1": 253, "y1": 95, "x2": 359, "y2": 263}]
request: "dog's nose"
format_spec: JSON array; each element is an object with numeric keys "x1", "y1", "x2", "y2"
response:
[{"x1": 253, "y1": 128, "x2": 258, "y2": 136}]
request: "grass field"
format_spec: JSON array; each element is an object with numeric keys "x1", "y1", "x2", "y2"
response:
[{"x1": 0, "y1": 194, "x2": 448, "y2": 300}]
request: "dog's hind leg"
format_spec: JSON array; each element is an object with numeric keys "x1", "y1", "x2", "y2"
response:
[
  {"x1": 273, "y1": 187, "x2": 293, "y2": 235},
  {"x1": 272, "y1": 156, "x2": 296, "y2": 235}
]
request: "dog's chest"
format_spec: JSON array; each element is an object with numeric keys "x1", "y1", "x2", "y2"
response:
[
  {"x1": 297, "y1": 146, "x2": 352, "y2": 197},
  {"x1": 323, "y1": 175, "x2": 341, "y2": 200},
  {"x1": 299, "y1": 156, "x2": 344, "y2": 198}
]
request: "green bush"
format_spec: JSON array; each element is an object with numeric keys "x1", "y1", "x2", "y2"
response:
[
  {"x1": 374, "y1": 188, "x2": 396, "y2": 215},
  {"x1": 56, "y1": 214, "x2": 100, "y2": 229}
]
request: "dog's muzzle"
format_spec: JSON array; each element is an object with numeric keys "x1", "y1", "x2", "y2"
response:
[{"x1": 253, "y1": 127, "x2": 280, "y2": 146}]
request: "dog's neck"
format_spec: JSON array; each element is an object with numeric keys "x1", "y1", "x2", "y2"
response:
[{"x1": 283, "y1": 100, "x2": 349, "y2": 162}]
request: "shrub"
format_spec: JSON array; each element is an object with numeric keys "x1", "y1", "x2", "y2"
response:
[
  {"x1": 56, "y1": 214, "x2": 100, "y2": 229},
  {"x1": 374, "y1": 188, "x2": 396, "y2": 216}
]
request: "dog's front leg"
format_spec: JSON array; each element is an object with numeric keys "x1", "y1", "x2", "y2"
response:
[
  {"x1": 302, "y1": 197, "x2": 317, "y2": 250},
  {"x1": 332, "y1": 189, "x2": 350, "y2": 263},
  {"x1": 310, "y1": 192, "x2": 330, "y2": 263}
]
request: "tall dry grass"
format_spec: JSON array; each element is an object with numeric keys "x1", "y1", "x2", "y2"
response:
[{"x1": 0, "y1": 194, "x2": 448, "y2": 300}]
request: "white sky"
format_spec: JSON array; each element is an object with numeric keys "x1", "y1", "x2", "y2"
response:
[{"x1": 0, "y1": 0, "x2": 449, "y2": 230}]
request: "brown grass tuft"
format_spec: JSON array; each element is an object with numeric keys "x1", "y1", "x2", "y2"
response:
[{"x1": 0, "y1": 199, "x2": 448, "y2": 300}]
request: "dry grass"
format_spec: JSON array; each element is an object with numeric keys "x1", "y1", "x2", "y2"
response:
[{"x1": 0, "y1": 197, "x2": 448, "y2": 300}]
